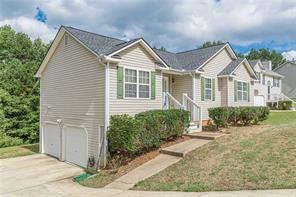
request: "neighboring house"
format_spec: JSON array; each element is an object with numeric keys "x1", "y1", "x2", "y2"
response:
[
  {"x1": 35, "y1": 26, "x2": 257, "y2": 168},
  {"x1": 274, "y1": 61, "x2": 296, "y2": 99},
  {"x1": 250, "y1": 60, "x2": 283, "y2": 106}
]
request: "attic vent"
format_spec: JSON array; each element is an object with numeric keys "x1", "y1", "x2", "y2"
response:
[{"x1": 65, "y1": 35, "x2": 68, "y2": 46}]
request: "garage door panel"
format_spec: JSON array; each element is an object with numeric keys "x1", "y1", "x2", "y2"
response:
[
  {"x1": 43, "y1": 123, "x2": 60, "y2": 158},
  {"x1": 64, "y1": 126, "x2": 88, "y2": 168},
  {"x1": 254, "y1": 96, "x2": 265, "y2": 106}
]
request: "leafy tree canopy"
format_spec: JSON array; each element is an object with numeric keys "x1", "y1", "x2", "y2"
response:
[
  {"x1": 0, "y1": 25, "x2": 49, "y2": 145},
  {"x1": 246, "y1": 48, "x2": 286, "y2": 69},
  {"x1": 153, "y1": 46, "x2": 167, "y2": 52},
  {"x1": 198, "y1": 41, "x2": 224, "y2": 49}
]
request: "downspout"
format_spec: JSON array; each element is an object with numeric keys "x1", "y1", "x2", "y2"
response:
[{"x1": 103, "y1": 61, "x2": 110, "y2": 168}]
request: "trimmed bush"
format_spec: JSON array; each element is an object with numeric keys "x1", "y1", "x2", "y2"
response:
[
  {"x1": 278, "y1": 101, "x2": 292, "y2": 110},
  {"x1": 136, "y1": 109, "x2": 189, "y2": 151},
  {"x1": 107, "y1": 109, "x2": 190, "y2": 155},
  {"x1": 208, "y1": 107, "x2": 229, "y2": 130},
  {"x1": 0, "y1": 132, "x2": 23, "y2": 148},
  {"x1": 107, "y1": 115, "x2": 140, "y2": 154},
  {"x1": 228, "y1": 107, "x2": 241, "y2": 126},
  {"x1": 208, "y1": 106, "x2": 269, "y2": 128}
]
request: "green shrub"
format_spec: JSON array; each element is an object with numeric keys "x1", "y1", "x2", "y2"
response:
[
  {"x1": 108, "y1": 109, "x2": 189, "y2": 155},
  {"x1": 208, "y1": 106, "x2": 269, "y2": 127},
  {"x1": 257, "y1": 106, "x2": 270, "y2": 121},
  {"x1": 107, "y1": 115, "x2": 140, "y2": 154},
  {"x1": 208, "y1": 107, "x2": 229, "y2": 130},
  {"x1": 278, "y1": 101, "x2": 293, "y2": 110},
  {"x1": 228, "y1": 107, "x2": 241, "y2": 126},
  {"x1": 136, "y1": 109, "x2": 189, "y2": 151},
  {"x1": 0, "y1": 132, "x2": 23, "y2": 148}
]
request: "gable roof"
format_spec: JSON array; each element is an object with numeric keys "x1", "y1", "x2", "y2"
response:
[
  {"x1": 218, "y1": 59, "x2": 244, "y2": 76},
  {"x1": 154, "y1": 43, "x2": 237, "y2": 71},
  {"x1": 274, "y1": 61, "x2": 296, "y2": 71},
  {"x1": 218, "y1": 58, "x2": 257, "y2": 80},
  {"x1": 36, "y1": 26, "x2": 240, "y2": 77}
]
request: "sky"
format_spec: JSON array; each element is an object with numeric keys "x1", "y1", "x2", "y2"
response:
[{"x1": 1, "y1": 0, "x2": 296, "y2": 60}]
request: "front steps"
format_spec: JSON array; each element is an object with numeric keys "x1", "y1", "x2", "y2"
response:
[
  {"x1": 186, "y1": 131, "x2": 225, "y2": 140},
  {"x1": 161, "y1": 138, "x2": 210, "y2": 157}
]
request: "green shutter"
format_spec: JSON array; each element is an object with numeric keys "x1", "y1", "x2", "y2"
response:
[
  {"x1": 201, "y1": 77, "x2": 205, "y2": 101},
  {"x1": 212, "y1": 78, "x2": 215, "y2": 101},
  {"x1": 117, "y1": 67, "x2": 123, "y2": 99},
  {"x1": 234, "y1": 80, "x2": 237, "y2": 102},
  {"x1": 247, "y1": 82, "x2": 250, "y2": 102},
  {"x1": 151, "y1": 71, "x2": 156, "y2": 100}
]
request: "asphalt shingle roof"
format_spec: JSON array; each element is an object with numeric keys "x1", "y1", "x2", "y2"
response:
[
  {"x1": 64, "y1": 26, "x2": 227, "y2": 71},
  {"x1": 218, "y1": 59, "x2": 244, "y2": 76},
  {"x1": 249, "y1": 60, "x2": 260, "y2": 69},
  {"x1": 64, "y1": 26, "x2": 137, "y2": 55},
  {"x1": 154, "y1": 44, "x2": 226, "y2": 70}
]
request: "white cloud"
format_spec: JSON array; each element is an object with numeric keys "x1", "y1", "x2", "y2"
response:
[
  {"x1": 2, "y1": 0, "x2": 296, "y2": 51},
  {"x1": 0, "y1": 16, "x2": 56, "y2": 43},
  {"x1": 282, "y1": 50, "x2": 296, "y2": 61}
]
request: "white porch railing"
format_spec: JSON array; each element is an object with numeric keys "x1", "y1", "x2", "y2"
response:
[
  {"x1": 162, "y1": 92, "x2": 183, "y2": 109},
  {"x1": 162, "y1": 92, "x2": 202, "y2": 132},
  {"x1": 267, "y1": 93, "x2": 296, "y2": 104},
  {"x1": 182, "y1": 94, "x2": 202, "y2": 132}
]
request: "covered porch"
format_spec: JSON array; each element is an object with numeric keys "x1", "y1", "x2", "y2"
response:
[{"x1": 160, "y1": 72, "x2": 202, "y2": 132}]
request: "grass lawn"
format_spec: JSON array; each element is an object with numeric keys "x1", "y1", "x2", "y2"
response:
[
  {"x1": 0, "y1": 144, "x2": 39, "y2": 159},
  {"x1": 133, "y1": 111, "x2": 296, "y2": 192}
]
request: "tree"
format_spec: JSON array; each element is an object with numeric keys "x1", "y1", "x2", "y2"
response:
[
  {"x1": 0, "y1": 25, "x2": 49, "y2": 145},
  {"x1": 153, "y1": 46, "x2": 167, "y2": 52},
  {"x1": 199, "y1": 41, "x2": 224, "y2": 49},
  {"x1": 246, "y1": 48, "x2": 286, "y2": 69}
]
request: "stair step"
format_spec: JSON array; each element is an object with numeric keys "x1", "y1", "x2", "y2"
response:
[
  {"x1": 161, "y1": 139, "x2": 210, "y2": 157},
  {"x1": 186, "y1": 132, "x2": 225, "y2": 140}
]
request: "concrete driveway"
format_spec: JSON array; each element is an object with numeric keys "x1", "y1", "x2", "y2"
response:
[{"x1": 0, "y1": 154, "x2": 83, "y2": 195}]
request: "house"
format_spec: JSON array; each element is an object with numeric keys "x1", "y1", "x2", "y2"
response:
[
  {"x1": 274, "y1": 61, "x2": 296, "y2": 100},
  {"x1": 250, "y1": 60, "x2": 284, "y2": 106},
  {"x1": 35, "y1": 26, "x2": 257, "y2": 168}
]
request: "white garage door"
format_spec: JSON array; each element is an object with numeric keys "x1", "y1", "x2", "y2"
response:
[
  {"x1": 64, "y1": 126, "x2": 88, "y2": 168},
  {"x1": 254, "y1": 96, "x2": 265, "y2": 106},
  {"x1": 43, "y1": 123, "x2": 61, "y2": 158}
]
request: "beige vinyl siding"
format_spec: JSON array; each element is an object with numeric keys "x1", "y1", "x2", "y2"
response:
[
  {"x1": 171, "y1": 74, "x2": 192, "y2": 103},
  {"x1": 194, "y1": 49, "x2": 233, "y2": 119},
  {"x1": 228, "y1": 62, "x2": 254, "y2": 106},
  {"x1": 40, "y1": 33, "x2": 105, "y2": 160},
  {"x1": 109, "y1": 43, "x2": 162, "y2": 116}
]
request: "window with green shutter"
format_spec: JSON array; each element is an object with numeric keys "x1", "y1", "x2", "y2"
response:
[
  {"x1": 119, "y1": 67, "x2": 154, "y2": 99},
  {"x1": 234, "y1": 80, "x2": 237, "y2": 102},
  {"x1": 212, "y1": 78, "x2": 215, "y2": 101},
  {"x1": 236, "y1": 80, "x2": 248, "y2": 102},
  {"x1": 151, "y1": 71, "x2": 156, "y2": 100},
  {"x1": 201, "y1": 77, "x2": 205, "y2": 101},
  {"x1": 117, "y1": 67, "x2": 124, "y2": 99}
]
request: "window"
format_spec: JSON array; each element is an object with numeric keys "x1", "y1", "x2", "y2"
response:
[
  {"x1": 262, "y1": 74, "x2": 265, "y2": 85},
  {"x1": 237, "y1": 81, "x2": 248, "y2": 102},
  {"x1": 204, "y1": 78, "x2": 212, "y2": 100},
  {"x1": 256, "y1": 72, "x2": 261, "y2": 83},
  {"x1": 124, "y1": 68, "x2": 150, "y2": 98},
  {"x1": 139, "y1": 71, "x2": 150, "y2": 98},
  {"x1": 273, "y1": 77, "x2": 280, "y2": 87}
]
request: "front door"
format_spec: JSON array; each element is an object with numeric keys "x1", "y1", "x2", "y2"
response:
[{"x1": 162, "y1": 76, "x2": 169, "y2": 93}]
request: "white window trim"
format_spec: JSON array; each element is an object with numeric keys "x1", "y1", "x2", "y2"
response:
[
  {"x1": 236, "y1": 80, "x2": 248, "y2": 102},
  {"x1": 204, "y1": 77, "x2": 213, "y2": 101},
  {"x1": 123, "y1": 66, "x2": 151, "y2": 100}
]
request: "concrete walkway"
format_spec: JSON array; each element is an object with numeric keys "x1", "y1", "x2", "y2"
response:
[
  {"x1": 106, "y1": 138, "x2": 212, "y2": 190},
  {"x1": 3, "y1": 178, "x2": 296, "y2": 197},
  {"x1": 105, "y1": 154, "x2": 181, "y2": 190}
]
